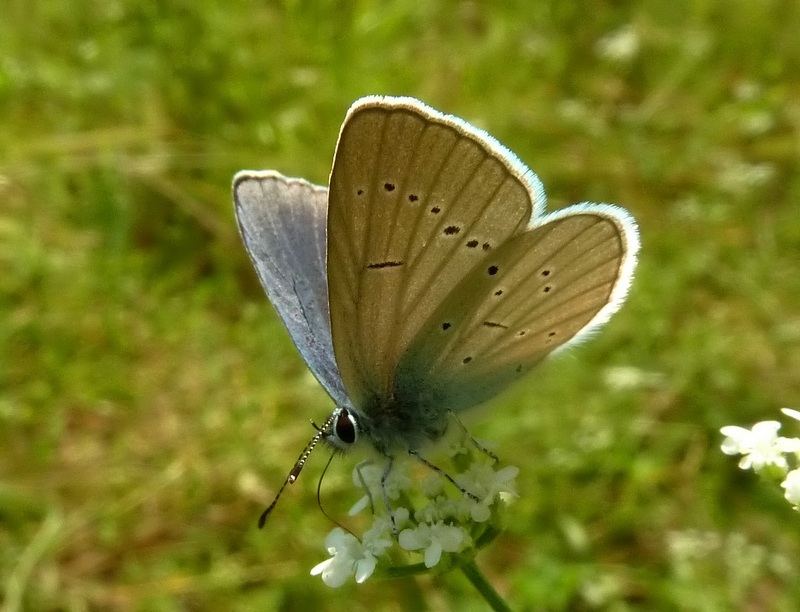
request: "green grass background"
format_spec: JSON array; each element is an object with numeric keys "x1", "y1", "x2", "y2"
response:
[{"x1": 3, "y1": 1, "x2": 800, "y2": 610}]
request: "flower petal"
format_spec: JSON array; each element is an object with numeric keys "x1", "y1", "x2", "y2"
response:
[
  {"x1": 310, "y1": 558, "x2": 333, "y2": 577},
  {"x1": 424, "y1": 540, "x2": 443, "y2": 568},
  {"x1": 354, "y1": 555, "x2": 377, "y2": 583}
]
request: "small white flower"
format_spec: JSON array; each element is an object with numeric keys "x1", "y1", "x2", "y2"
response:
[
  {"x1": 364, "y1": 507, "x2": 410, "y2": 544},
  {"x1": 349, "y1": 461, "x2": 412, "y2": 516},
  {"x1": 457, "y1": 461, "x2": 519, "y2": 504},
  {"x1": 444, "y1": 461, "x2": 519, "y2": 522},
  {"x1": 779, "y1": 437, "x2": 800, "y2": 455},
  {"x1": 466, "y1": 499, "x2": 492, "y2": 523},
  {"x1": 781, "y1": 408, "x2": 800, "y2": 422},
  {"x1": 415, "y1": 495, "x2": 466, "y2": 524},
  {"x1": 720, "y1": 421, "x2": 788, "y2": 470},
  {"x1": 444, "y1": 436, "x2": 497, "y2": 459},
  {"x1": 419, "y1": 472, "x2": 446, "y2": 498},
  {"x1": 398, "y1": 522, "x2": 471, "y2": 568},
  {"x1": 781, "y1": 469, "x2": 800, "y2": 507},
  {"x1": 310, "y1": 528, "x2": 382, "y2": 587}
]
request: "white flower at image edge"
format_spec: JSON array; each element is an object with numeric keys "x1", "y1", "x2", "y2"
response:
[
  {"x1": 720, "y1": 421, "x2": 790, "y2": 470},
  {"x1": 782, "y1": 469, "x2": 800, "y2": 506},
  {"x1": 782, "y1": 408, "x2": 800, "y2": 422},
  {"x1": 310, "y1": 527, "x2": 390, "y2": 587},
  {"x1": 398, "y1": 522, "x2": 471, "y2": 568}
]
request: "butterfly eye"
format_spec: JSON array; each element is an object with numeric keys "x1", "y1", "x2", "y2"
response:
[{"x1": 332, "y1": 409, "x2": 358, "y2": 446}]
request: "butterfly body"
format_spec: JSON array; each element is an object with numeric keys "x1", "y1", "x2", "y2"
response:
[
  {"x1": 234, "y1": 96, "x2": 639, "y2": 489},
  {"x1": 352, "y1": 389, "x2": 449, "y2": 455}
]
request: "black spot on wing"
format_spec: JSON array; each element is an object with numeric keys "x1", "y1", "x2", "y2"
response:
[{"x1": 366, "y1": 261, "x2": 405, "y2": 269}]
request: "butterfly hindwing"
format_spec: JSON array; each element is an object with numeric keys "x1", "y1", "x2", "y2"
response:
[{"x1": 395, "y1": 206, "x2": 638, "y2": 412}]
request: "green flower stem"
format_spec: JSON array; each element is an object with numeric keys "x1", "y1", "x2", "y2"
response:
[{"x1": 459, "y1": 558, "x2": 511, "y2": 612}]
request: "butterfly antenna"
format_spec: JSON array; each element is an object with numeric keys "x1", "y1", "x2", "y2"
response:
[
  {"x1": 257, "y1": 412, "x2": 336, "y2": 529},
  {"x1": 408, "y1": 450, "x2": 481, "y2": 502}
]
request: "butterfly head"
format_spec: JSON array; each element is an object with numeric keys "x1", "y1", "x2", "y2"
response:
[{"x1": 324, "y1": 407, "x2": 359, "y2": 451}]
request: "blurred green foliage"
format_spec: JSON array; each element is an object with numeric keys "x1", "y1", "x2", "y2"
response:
[{"x1": 2, "y1": 0, "x2": 800, "y2": 610}]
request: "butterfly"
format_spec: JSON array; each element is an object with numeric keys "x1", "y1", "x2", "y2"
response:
[{"x1": 233, "y1": 96, "x2": 640, "y2": 525}]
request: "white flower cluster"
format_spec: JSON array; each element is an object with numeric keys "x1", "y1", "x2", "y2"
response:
[
  {"x1": 310, "y1": 442, "x2": 518, "y2": 588},
  {"x1": 720, "y1": 408, "x2": 800, "y2": 508}
]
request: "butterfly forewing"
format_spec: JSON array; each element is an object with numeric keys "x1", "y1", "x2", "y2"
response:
[
  {"x1": 327, "y1": 98, "x2": 540, "y2": 406},
  {"x1": 233, "y1": 172, "x2": 349, "y2": 407},
  {"x1": 395, "y1": 209, "x2": 634, "y2": 412}
]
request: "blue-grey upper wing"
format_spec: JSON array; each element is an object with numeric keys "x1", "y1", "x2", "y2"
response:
[{"x1": 233, "y1": 170, "x2": 349, "y2": 407}]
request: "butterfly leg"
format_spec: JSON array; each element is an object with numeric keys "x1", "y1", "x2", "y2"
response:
[
  {"x1": 354, "y1": 459, "x2": 377, "y2": 515},
  {"x1": 408, "y1": 450, "x2": 480, "y2": 502},
  {"x1": 449, "y1": 412, "x2": 500, "y2": 463},
  {"x1": 379, "y1": 456, "x2": 399, "y2": 535}
]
